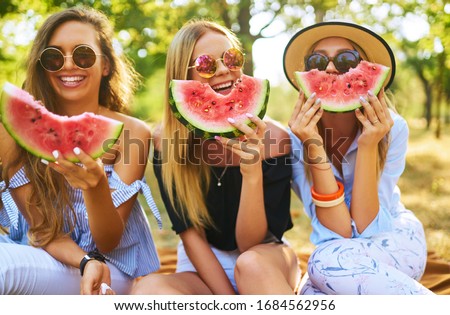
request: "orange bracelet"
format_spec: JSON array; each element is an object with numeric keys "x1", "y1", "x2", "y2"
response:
[{"x1": 311, "y1": 181, "x2": 344, "y2": 202}]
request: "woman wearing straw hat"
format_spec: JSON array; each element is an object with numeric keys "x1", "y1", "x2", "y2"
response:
[{"x1": 284, "y1": 21, "x2": 433, "y2": 294}]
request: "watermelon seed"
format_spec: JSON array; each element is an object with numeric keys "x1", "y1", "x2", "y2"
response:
[
  {"x1": 347, "y1": 83, "x2": 352, "y2": 88},
  {"x1": 239, "y1": 88, "x2": 243, "y2": 92},
  {"x1": 212, "y1": 101, "x2": 216, "y2": 105}
]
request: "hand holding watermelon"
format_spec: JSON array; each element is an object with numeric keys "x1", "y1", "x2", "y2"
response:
[
  {"x1": 215, "y1": 113, "x2": 266, "y2": 171},
  {"x1": 43, "y1": 147, "x2": 107, "y2": 191},
  {"x1": 355, "y1": 89, "x2": 394, "y2": 147},
  {"x1": 288, "y1": 91, "x2": 324, "y2": 146}
]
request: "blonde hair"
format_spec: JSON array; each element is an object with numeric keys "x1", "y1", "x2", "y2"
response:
[
  {"x1": 161, "y1": 19, "x2": 242, "y2": 231},
  {"x1": 306, "y1": 37, "x2": 396, "y2": 180},
  {"x1": 1, "y1": 7, "x2": 140, "y2": 247}
]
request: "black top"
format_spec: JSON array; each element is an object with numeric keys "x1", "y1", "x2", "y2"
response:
[{"x1": 153, "y1": 151, "x2": 293, "y2": 251}]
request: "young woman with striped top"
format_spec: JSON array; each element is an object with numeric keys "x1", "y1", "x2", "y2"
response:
[{"x1": 0, "y1": 7, "x2": 161, "y2": 294}]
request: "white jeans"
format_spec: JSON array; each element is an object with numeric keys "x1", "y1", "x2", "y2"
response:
[
  {"x1": 0, "y1": 235, "x2": 132, "y2": 294},
  {"x1": 299, "y1": 211, "x2": 434, "y2": 295}
]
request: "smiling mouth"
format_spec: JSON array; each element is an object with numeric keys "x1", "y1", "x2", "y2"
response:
[
  {"x1": 211, "y1": 81, "x2": 233, "y2": 95},
  {"x1": 59, "y1": 76, "x2": 85, "y2": 86}
]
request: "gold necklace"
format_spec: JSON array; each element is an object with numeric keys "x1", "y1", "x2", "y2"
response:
[{"x1": 211, "y1": 165, "x2": 229, "y2": 187}]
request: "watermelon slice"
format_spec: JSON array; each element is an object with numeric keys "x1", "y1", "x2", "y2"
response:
[
  {"x1": 169, "y1": 74, "x2": 269, "y2": 138},
  {"x1": 1, "y1": 82, "x2": 124, "y2": 162},
  {"x1": 295, "y1": 61, "x2": 390, "y2": 112}
]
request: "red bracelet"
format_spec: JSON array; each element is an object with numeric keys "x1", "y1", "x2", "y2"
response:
[{"x1": 311, "y1": 181, "x2": 344, "y2": 201}]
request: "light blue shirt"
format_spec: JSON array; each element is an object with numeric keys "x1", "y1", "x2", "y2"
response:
[{"x1": 289, "y1": 110, "x2": 409, "y2": 245}]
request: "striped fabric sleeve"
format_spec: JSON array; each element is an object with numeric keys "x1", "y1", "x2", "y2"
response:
[
  {"x1": 0, "y1": 182, "x2": 13, "y2": 228},
  {"x1": 0, "y1": 169, "x2": 30, "y2": 230},
  {"x1": 108, "y1": 170, "x2": 162, "y2": 229}
]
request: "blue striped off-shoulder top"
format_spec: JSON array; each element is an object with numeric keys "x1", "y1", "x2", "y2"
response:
[{"x1": 0, "y1": 164, "x2": 162, "y2": 278}]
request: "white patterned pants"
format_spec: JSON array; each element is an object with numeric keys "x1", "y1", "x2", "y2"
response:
[{"x1": 299, "y1": 210, "x2": 434, "y2": 295}]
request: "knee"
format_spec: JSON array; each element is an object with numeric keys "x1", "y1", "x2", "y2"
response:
[
  {"x1": 235, "y1": 249, "x2": 268, "y2": 280},
  {"x1": 130, "y1": 274, "x2": 173, "y2": 295}
]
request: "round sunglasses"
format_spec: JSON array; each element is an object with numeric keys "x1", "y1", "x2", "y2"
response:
[
  {"x1": 38, "y1": 45, "x2": 104, "y2": 72},
  {"x1": 305, "y1": 50, "x2": 361, "y2": 73},
  {"x1": 188, "y1": 47, "x2": 245, "y2": 79}
]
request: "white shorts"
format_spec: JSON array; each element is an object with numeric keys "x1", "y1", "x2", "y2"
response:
[
  {"x1": 175, "y1": 232, "x2": 283, "y2": 293},
  {"x1": 176, "y1": 241, "x2": 240, "y2": 293}
]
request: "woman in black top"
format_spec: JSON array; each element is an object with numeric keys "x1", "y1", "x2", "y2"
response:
[{"x1": 131, "y1": 19, "x2": 300, "y2": 294}]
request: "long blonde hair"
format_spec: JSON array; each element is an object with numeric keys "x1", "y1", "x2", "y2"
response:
[
  {"x1": 161, "y1": 19, "x2": 242, "y2": 231},
  {"x1": 305, "y1": 38, "x2": 395, "y2": 179},
  {"x1": 0, "y1": 7, "x2": 140, "y2": 247}
]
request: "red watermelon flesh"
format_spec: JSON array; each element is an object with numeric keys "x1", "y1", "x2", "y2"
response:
[
  {"x1": 169, "y1": 74, "x2": 269, "y2": 138},
  {"x1": 295, "y1": 61, "x2": 390, "y2": 112},
  {"x1": 1, "y1": 82, "x2": 124, "y2": 162}
]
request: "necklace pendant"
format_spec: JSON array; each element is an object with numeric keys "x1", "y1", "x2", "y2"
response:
[{"x1": 217, "y1": 181, "x2": 222, "y2": 187}]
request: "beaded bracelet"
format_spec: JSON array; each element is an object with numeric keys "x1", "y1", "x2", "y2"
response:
[
  {"x1": 311, "y1": 181, "x2": 344, "y2": 202},
  {"x1": 312, "y1": 194, "x2": 345, "y2": 208}
]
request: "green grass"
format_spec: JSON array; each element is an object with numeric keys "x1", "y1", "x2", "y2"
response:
[{"x1": 144, "y1": 120, "x2": 450, "y2": 262}]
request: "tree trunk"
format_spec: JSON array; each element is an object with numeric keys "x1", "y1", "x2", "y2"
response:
[
  {"x1": 435, "y1": 90, "x2": 441, "y2": 139},
  {"x1": 424, "y1": 84, "x2": 433, "y2": 130},
  {"x1": 237, "y1": 0, "x2": 254, "y2": 75}
]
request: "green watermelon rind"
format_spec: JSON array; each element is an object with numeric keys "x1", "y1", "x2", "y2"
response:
[
  {"x1": 169, "y1": 77, "x2": 270, "y2": 139},
  {"x1": 1, "y1": 82, "x2": 124, "y2": 163},
  {"x1": 294, "y1": 62, "x2": 390, "y2": 113}
]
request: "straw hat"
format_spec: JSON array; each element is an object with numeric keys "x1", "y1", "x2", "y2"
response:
[{"x1": 283, "y1": 21, "x2": 396, "y2": 90}]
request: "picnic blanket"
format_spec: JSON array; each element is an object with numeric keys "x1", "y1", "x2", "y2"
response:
[{"x1": 155, "y1": 247, "x2": 450, "y2": 295}]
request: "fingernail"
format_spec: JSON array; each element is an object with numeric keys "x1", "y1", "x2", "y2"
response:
[
  {"x1": 100, "y1": 283, "x2": 111, "y2": 295},
  {"x1": 52, "y1": 150, "x2": 59, "y2": 159},
  {"x1": 73, "y1": 147, "x2": 81, "y2": 155},
  {"x1": 245, "y1": 113, "x2": 253, "y2": 118},
  {"x1": 227, "y1": 117, "x2": 236, "y2": 123},
  {"x1": 359, "y1": 96, "x2": 367, "y2": 103},
  {"x1": 41, "y1": 159, "x2": 49, "y2": 165},
  {"x1": 309, "y1": 92, "x2": 316, "y2": 99},
  {"x1": 214, "y1": 135, "x2": 221, "y2": 140},
  {"x1": 314, "y1": 98, "x2": 321, "y2": 105},
  {"x1": 368, "y1": 90, "x2": 374, "y2": 96}
]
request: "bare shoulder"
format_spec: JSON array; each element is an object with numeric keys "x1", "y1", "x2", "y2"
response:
[
  {"x1": 152, "y1": 123, "x2": 163, "y2": 152},
  {"x1": 0, "y1": 123, "x2": 18, "y2": 163},
  {"x1": 104, "y1": 109, "x2": 152, "y2": 139},
  {"x1": 263, "y1": 116, "x2": 291, "y2": 159}
]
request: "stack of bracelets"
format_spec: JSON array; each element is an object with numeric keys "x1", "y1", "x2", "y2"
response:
[{"x1": 311, "y1": 181, "x2": 345, "y2": 207}]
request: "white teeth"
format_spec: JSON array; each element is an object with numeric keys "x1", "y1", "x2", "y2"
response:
[
  {"x1": 212, "y1": 81, "x2": 232, "y2": 91},
  {"x1": 60, "y1": 76, "x2": 84, "y2": 82}
]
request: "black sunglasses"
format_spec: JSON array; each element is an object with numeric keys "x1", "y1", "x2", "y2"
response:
[
  {"x1": 305, "y1": 50, "x2": 361, "y2": 73},
  {"x1": 38, "y1": 45, "x2": 104, "y2": 72}
]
